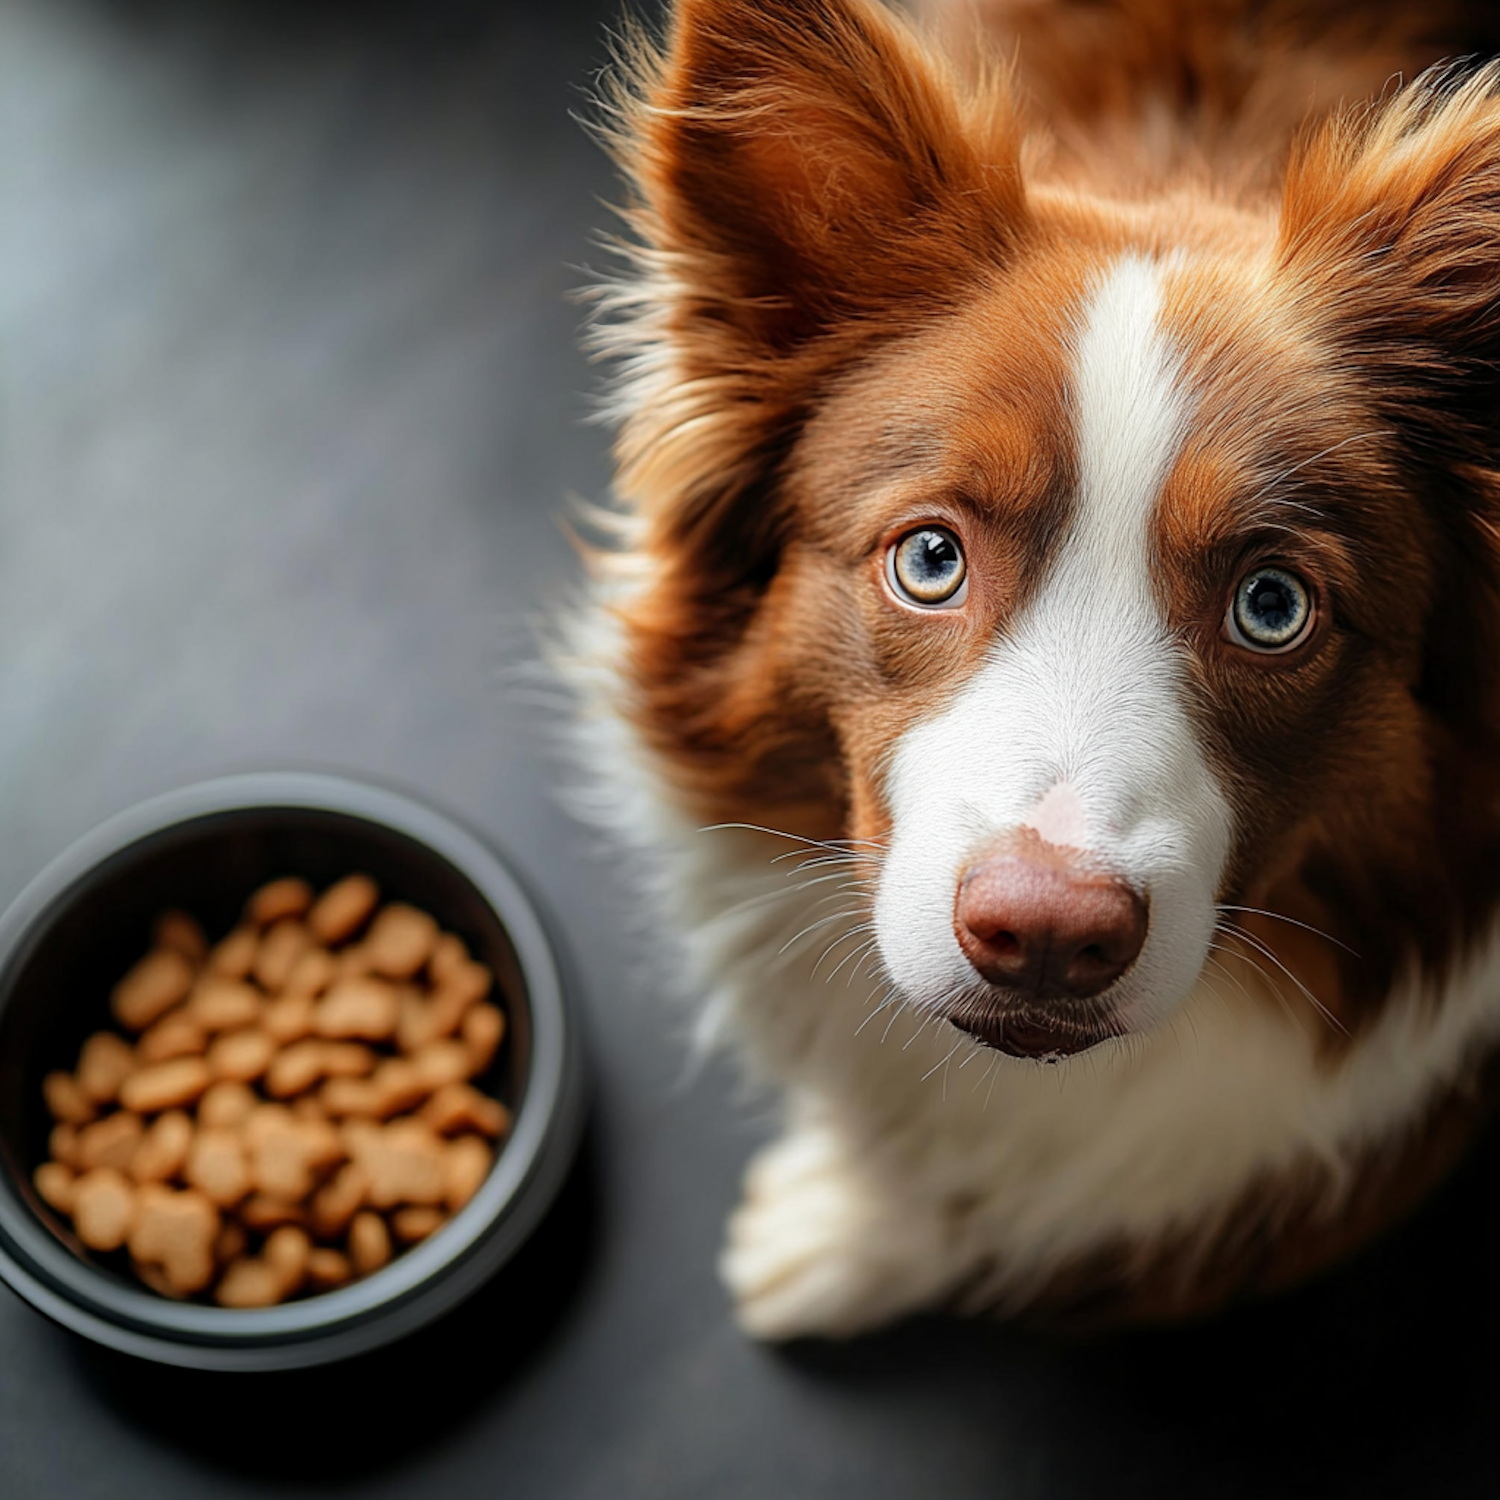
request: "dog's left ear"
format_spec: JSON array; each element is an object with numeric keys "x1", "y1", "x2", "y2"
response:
[{"x1": 1279, "y1": 69, "x2": 1500, "y2": 738}]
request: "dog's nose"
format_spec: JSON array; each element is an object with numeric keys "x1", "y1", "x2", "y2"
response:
[{"x1": 954, "y1": 854, "x2": 1146, "y2": 999}]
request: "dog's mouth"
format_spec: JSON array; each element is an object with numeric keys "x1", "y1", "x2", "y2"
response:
[{"x1": 947, "y1": 991, "x2": 1125, "y2": 1061}]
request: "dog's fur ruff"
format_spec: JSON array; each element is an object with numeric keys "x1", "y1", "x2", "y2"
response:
[{"x1": 574, "y1": 0, "x2": 1500, "y2": 1336}]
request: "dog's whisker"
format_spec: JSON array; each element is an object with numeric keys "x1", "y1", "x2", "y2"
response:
[
  {"x1": 922, "y1": 1035, "x2": 965, "y2": 1086},
  {"x1": 1218, "y1": 923, "x2": 1349, "y2": 1036},
  {"x1": 1204, "y1": 944, "x2": 1265, "y2": 1005},
  {"x1": 810, "y1": 924, "x2": 877, "y2": 980},
  {"x1": 1221, "y1": 945, "x2": 1303, "y2": 1030},
  {"x1": 712, "y1": 875, "x2": 862, "y2": 925},
  {"x1": 853, "y1": 989, "x2": 902, "y2": 1037},
  {"x1": 823, "y1": 935, "x2": 879, "y2": 986},
  {"x1": 776, "y1": 907, "x2": 865, "y2": 960},
  {"x1": 1208, "y1": 937, "x2": 1301, "y2": 1023},
  {"x1": 699, "y1": 821, "x2": 888, "y2": 858},
  {"x1": 1216, "y1": 904, "x2": 1359, "y2": 957},
  {"x1": 982, "y1": 1052, "x2": 1003, "y2": 1112},
  {"x1": 880, "y1": 1004, "x2": 905, "y2": 1045}
]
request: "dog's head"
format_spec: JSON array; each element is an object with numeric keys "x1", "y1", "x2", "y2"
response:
[{"x1": 598, "y1": 0, "x2": 1500, "y2": 1059}]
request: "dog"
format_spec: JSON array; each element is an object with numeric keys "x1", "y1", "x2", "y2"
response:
[{"x1": 574, "y1": 0, "x2": 1500, "y2": 1337}]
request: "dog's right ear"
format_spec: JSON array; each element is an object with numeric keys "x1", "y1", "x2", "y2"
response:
[{"x1": 605, "y1": 0, "x2": 1025, "y2": 356}]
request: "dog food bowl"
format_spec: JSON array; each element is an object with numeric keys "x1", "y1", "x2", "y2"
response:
[{"x1": 0, "y1": 772, "x2": 585, "y2": 1370}]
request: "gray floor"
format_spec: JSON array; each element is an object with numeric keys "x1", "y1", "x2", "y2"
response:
[{"x1": 1, "y1": 1, "x2": 1498, "y2": 1495}]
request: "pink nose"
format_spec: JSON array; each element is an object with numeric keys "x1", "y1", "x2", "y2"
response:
[{"x1": 954, "y1": 854, "x2": 1147, "y2": 1000}]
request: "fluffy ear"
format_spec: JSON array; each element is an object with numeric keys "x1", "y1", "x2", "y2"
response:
[
  {"x1": 1278, "y1": 68, "x2": 1500, "y2": 741},
  {"x1": 1278, "y1": 68, "x2": 1500, "y2": 457},
  {"x1": 614, "y1": 0, "x2": 1025, "y2": 354},
  {"x1": 596, "y1": 0, "x2": 1023, "y2": 588}
]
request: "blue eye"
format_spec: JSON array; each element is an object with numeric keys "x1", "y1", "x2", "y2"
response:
[
  {"x1": 1229, "y1": 567, "x2": 1313, "y2": 651},
  {"x1": 889, "y1": 527, "x2": 967, "y2": 607}
]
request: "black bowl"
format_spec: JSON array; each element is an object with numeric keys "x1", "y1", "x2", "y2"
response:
[{"x1": 0, "y1": 772, "x2": 585, "y2": 1370}]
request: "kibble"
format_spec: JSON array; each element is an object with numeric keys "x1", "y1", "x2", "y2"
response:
[
  {"x1": 264, "y1": 1224, "x2": 311, "y2": 1295},
  {"x1": 239, "y1": 1194, "x2": 306, "y2": 1232},
  {"x1": 262, "y1": 991, "x2": 317, "y2": 1045},
  {"x1": 444, "y1": 1136, "x2": 494, "y2": 1212},
  {"x1": 153, "y1": 910, "x2": 208, "y2": 963},
  {"x1": 412, "y1": 1041, "x2": 473, "y2": 1093},
  {"x1": 120, "y1": 1057, "x2": 212, "y2": 1114},
  {"x1": 49, "y1": 1123, "x2": 80, "y2": 1169},
  {"x1": 247, "y1": 877, "x2": 314, "y2": 929},
  {"x1": 314, "y1": 976, "x2": 399, "y2": 1041},
  {"x1": 308, "y1": 875, "x2": 379, "y2": 947},
  {"x1": 44, "y1": 1071, "x2": 97, "y2": 1126},
  {"x1": 463, "y1": 1004, "x2": 505, "y2": 1075},
  {"x1": 128, "y1": 1184, "x2": 218, "y2": 1296},
  {"x1": 264, "y1": 1039, "x2": 331, "y2": 1099},
  {"x1": 111, "y1": 949, "x2": 195, "y2": 1032},
  {"x1": 350, "y1": 1120, "x2": 447, "y2": 1209},
  {"x1": 283, "y1": 948, "x2": 336, "y2": 999},
  {"x1": 363, "y1": 904, "x2": 438, "y2": 980},
  {"x1": 216, "y1": 1257, "x2": 284, "y2": 1308},
  {"x1": 206, "y1": 1028, "x2": 276, "y2": 1083},
  {"x1": 188, "y1": 978, "x2": 263, "y2": 1033},
  {"x1": 72, "y1": 1168, "x2": 136, "y2": 1251},
  {"x1": 348, "y1": 1211, "x2": 391, "y2": 1275},
  {"x1": 185, "y1": 1129, "x2": 251, "y2": 1207},
  {"x1": 33, "y1": 876, "x2": 507, "y2": 1307},
  {"x1": 198, "y1": 1080, "x2": 257, "y2": 1131},
  {"x1": 137, "y1": 1010, "x2": 208, "y2": 1064},
  {"x1": 34, "y1": 1161, "x2": 76, "y2": 1214},
  {"x1": 76, "y1": 1111, "x2": 144, "y2": 1172},
  {"x1": 429, "y1": 933, "x2": 467, "y2": 986},
  {"x1": 391, "y1": 1205, "x2": 446, "y2": 1243},
  {"x1": 253, "y1": 919, "x2": 311, "y2": 992},
  {"x1": 131, "y1": 1111, "x2": 194, "y2": 1183},
  {"x1": 422, "y1": 1082, "x2": 509, "y2": 1139},
  {"x1": 76, "y1": 1032, "x2": 136, "y2": 1104},
  {"x1": 306, "y1": 1246, "x2": 352, "y2": 1289},
  {"x1": 309, "y1": 1161, "x2": 369, "y2": 1239},
  {"x1": 208, "y1": 927, "x2": 258, "y2": 981}
]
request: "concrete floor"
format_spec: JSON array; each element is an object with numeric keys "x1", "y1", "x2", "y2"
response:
[{"x1": 2, "y1": 1, "x2": 1499, "y2": 1495}]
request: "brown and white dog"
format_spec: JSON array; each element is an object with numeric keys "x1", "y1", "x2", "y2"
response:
[{"x1": 575, "y1": 0, "x2": 1500, "y2": 1336}]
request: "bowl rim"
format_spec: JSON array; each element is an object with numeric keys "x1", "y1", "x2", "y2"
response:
[{"x1": 0, "y1": 771, "x2": 585, "y2": 1370}]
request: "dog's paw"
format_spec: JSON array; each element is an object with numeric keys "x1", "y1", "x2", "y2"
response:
[{"x1": 720, "y1": 1125, "x2": 959, "y2": 1341}]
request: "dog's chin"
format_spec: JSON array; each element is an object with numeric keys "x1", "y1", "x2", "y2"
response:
[{"x1": 946, "y1": 991, "x2": 1126, "y2": 1063}]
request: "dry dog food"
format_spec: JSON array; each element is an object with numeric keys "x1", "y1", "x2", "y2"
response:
[{"x1": 34, "y1": 875, "x2": 510, "y2": 1306}]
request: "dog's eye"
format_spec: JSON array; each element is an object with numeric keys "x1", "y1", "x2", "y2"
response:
[
  {"x1": 888, "y1": 527, "x2": 968, "y2": 607},
  {"x1": 1227, "y1": 566, "x2": 1313, "y2": 651}
]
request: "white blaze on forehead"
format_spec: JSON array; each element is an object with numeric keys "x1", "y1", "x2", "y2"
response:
[
  {"x1": 1072, "y1": 255, "x2": 1191, "y2": 562},
  {"x1": 874, "y1": 255, "x2": 1234, "y2": 1033}
]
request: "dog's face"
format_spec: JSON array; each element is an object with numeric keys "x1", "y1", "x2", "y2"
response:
[{"x1": 604, "y1": 0, "x2": 1500, "y2": 1058}]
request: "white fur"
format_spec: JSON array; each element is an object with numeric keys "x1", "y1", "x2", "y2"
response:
[
  {"x1": 876, "y1": 256, "x2": 1232, "y2": 1036},
  {"x1": 573, "y1": 257, "x2": 1500, "y2": 1341}
]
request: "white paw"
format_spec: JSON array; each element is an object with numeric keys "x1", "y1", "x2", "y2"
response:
[{"x1": 720, "y1": 1125, "x2": 961, "y2": 1341}]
